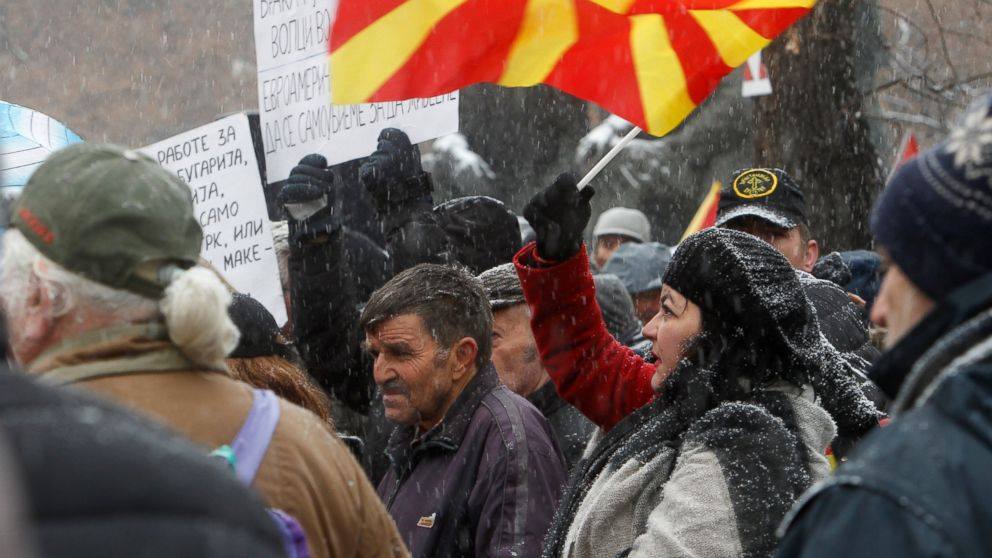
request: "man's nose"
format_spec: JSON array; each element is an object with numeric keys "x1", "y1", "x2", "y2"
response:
[
  {"x1": 870, "y1": 297, "x2": 888, "y2": 328},
  {"x1": 372, "y1": 356, "x2": 395, "y2": 385}
]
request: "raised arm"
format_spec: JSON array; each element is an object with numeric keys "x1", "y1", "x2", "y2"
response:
[
  {"x1": 514, "y1": 174, "x2": 655, "y2": 431},
  {"x1": 360, "y1": 128, "x2": 453, "y2": 275}
]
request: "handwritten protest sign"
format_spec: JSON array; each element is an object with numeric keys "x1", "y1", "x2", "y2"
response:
[
  {"x1": 142, "y1": 114, "x2": 287, "y2": 325},
  {"x1": 254, "y1": 0, "x2": 459, "y2": 181}
]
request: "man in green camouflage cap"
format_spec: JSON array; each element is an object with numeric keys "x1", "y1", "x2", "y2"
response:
[
  {"x1": 0, "y1": 143, "x2": 408, "y2": 558},
  {"x1": 11, "y1": 143, "x2": 202, "y2": 299},
  {"x1": 3, "y1": 143, "x2": 214, "y2": 369}
]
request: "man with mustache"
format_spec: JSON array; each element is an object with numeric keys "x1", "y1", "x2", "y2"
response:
[{"x1": 361, "y1": 263, "x2": 567, "y2": 558}]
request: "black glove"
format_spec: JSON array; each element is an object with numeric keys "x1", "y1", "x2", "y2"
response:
[
  {"x1": 279, "y1": 154, "x2": 338, "y2": 240},
  {"x1": 523, "y1": 173, "x2": 595, "y2": 262},
  {"x1": 359, "y1": 128, "x2": 432, "y2": 213}
]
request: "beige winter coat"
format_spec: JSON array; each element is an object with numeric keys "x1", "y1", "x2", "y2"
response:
[{"x1": 28, "y1": 322, "x2": 409, "y2": 558}]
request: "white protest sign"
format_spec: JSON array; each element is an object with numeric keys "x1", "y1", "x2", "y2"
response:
[
  {"x1": 254, "y1": 0, "x2": 459, "y2": 181},
  {"x1": 742, "y1": 51, "x2": 773, "y2": 98},
  {"x1": 142, "y1": 114, "x2": 288, "y2": 325}
]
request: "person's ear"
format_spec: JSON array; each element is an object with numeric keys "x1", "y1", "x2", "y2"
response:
[
  {"x1": 24, "y1": 272, "x2": 43, "y2": 312},
  {"x1": 19, "y1": 275, "x2": 58, "y2": 353},
  {"x1": 450, "y1": 337, "x2": 479, "y2": 380},
  {"x1": 804, "y1": 239, "x2": 820, "y2": 272},
  {"x1": 34, "y1": 278, "x2": 61, "y2": 324}
]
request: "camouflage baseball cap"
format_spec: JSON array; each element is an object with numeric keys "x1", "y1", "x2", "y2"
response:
[{"x1": 12, "y1": 143, "x2": 202, "y2": 298}]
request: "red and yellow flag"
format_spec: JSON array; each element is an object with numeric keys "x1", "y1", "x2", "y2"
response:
[
  {"x1": 680, "y1": 181, "x2": 721, "y2": 242},
  {"x1": 329, "y1": 0, "x2": 816, "y2": 137}
]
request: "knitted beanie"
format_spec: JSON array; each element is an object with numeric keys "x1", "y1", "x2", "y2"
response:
[
  {"x1": 664, "y1": 228, "x2": 880, "y2": 434},
  {"x1": 664, "y1": 228, "x2": 813, "y2": 348},
  {"x1": 871, "y1": 94, "x2": 992, "y2": 300}
]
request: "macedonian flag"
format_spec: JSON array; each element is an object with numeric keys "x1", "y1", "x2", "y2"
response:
[
  {"x1": 329, "y1": 0, "x2": 816, "y2": 137},
  {"x1": 680, "y1": 181, "x2": 721, "y2": 242}
]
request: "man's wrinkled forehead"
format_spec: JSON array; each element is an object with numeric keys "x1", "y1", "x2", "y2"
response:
[
  {"x1": 493, "y1": 301, "x2": 531, "y2": 320},
  {"x1": 365, "y1": 313, "x2": 429, "y2": 344}
]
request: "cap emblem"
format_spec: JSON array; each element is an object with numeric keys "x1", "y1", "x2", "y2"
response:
[
  {"x1": 733, "y1": 169, "x2": 778, "y2": 199},
  {"x1": 18, "y1": 207, "x2": 55, "y2": 244}
]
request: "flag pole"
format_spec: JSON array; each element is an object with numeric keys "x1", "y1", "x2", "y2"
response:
[{"x1": 576, "y1": 126, "x2": 642, "y2": 190}]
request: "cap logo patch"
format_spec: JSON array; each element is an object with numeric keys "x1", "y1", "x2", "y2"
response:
[
  {"x1": 733, "y1": 169, "x2": 778, "y2": 199},
  {"x1": 18, "y1": 207, "x2": 55, "y2": 244}
]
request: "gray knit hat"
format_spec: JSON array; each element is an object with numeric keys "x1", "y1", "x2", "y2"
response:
[
  {"x1": 478, "y1": 263, "x2": 525, "y2": 311},
  {"x1": 593, "y1": 207, "x2": 650, "y2": 242}
]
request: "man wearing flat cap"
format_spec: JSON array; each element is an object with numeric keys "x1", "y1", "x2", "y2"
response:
[{"x1": 479, "y1": 263, "x2": 595, "y2": 469}]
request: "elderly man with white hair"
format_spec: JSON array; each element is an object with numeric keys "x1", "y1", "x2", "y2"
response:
[{"x1": 0, "y1": 143, "x2": 407, "y2": 558}]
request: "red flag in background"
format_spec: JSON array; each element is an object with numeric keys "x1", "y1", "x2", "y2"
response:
[
  {"x1": 896, "y1": 132, "x2": 920, "y2": 167},
  {"x1": 887, "y1": 132, "x2": 919, "y2": 182},
  {"x1": 680, "y1": 181, "x2": 722, "y2": 242},
  {"x1": 329, "y1": 0, "x2": 818, "y2": 138}
]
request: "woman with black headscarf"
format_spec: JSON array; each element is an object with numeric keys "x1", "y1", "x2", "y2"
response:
[{"x1": 514, "y1": 175, "x2": 880, "y2": 558}]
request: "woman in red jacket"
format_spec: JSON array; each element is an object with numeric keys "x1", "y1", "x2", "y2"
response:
[{"x1": 515, "y1": 175, "x2": 880, "y2": 558}]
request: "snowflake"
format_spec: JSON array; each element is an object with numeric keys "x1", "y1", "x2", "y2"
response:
[{"x1": 945, "y1": 104, "x2": 992, "y2": 169}]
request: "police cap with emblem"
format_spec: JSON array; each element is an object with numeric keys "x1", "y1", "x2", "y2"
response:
[{"x1": 715, "y1": 167, "x2": 808, "y2": 230}]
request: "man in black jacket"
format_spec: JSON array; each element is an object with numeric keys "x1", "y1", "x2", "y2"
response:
[
  {"x1": 363, "y1": 264, "x2": 566, "y2": 558},
  {"x1": 280, "y1": 130, "x2": 521, "y2": 414},
  {"x1": 777, "y1": 94, "x2": 992, "y2": 557},
  {"x1": 280, "y1": 130, "x2": 520, "y2": 482}
]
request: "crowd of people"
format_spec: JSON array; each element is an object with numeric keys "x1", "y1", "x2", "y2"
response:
[{"x1": 0, "y1": 93, "x2": 989, "y2": 557}]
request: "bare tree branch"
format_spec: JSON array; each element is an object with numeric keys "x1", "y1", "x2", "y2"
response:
[
  {"x1": 867, "y1": 108, "x2": 947, "y2": 131},
  {"x1": 924, "y1": 0, "x2": 962, "y2": 84}
]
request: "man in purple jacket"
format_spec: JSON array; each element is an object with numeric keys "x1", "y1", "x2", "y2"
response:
[{"x1": 361, "y1": 263, "x2": 567, "y2": 558}]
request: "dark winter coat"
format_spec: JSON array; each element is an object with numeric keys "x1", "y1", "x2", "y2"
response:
[
  {"x1": 777, "y1": 273, "x2": 992, "y2": 558},
  {"x1": 378, "y1": 364, "x2": 568, "y2": 558},
  {"x1": 527, "y1": 381, "x2": 596, "y2": 471},
  {"x1": 798, "y1": 273, "x2": 889, "y2": 454},
  {"x1": 287, "y1": 217, "x2": 397, "y2": 482},
  {"x1": 799, "y1": 272, "x2": 879, "y2": 368},
  {"x1": 290, "y1": 224, "x2": 389, "y2": 415},
  {"x1": 0, "y1": 368, "x2": 286, "y2": 557}
]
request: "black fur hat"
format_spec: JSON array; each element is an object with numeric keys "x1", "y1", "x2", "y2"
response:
[{"x1": 663, "y1": 228, "x2": 880, "y2": 435}]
